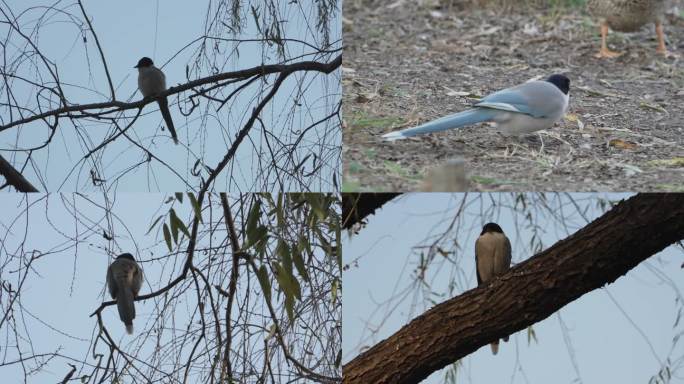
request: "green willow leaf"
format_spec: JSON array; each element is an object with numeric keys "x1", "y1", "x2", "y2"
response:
[
  {"x1": 335, "y1": 349, "x2": 342, "y2": 368},
  {"x1": 292, "y1": 247, "x2": 309, "y2": 282},
  {"x1": 284, "y1": 295, "x2": 295, "y2": 323},
  {"x1": 162, "y1": 223, "x2": 172, "y2": 252},
  {"x1": 298, "y1": 235, "x2": 311, "y2": 262},
  {"x1": 246, "y1": 200, "x2": 261, "y2": 243},
  {"x1": 527, "y1": 325, "x2": 538, "y2": 345},
  {"x1": 256, "y1": 264, "x2": 271, "y2": 301},
  {"x1": 244, "y1": 225, "x2": 268, "y2": 251},
  {"x1": 169, "y1": 209, "x2": 180, "y2": 244},
  {"x1": 307, "y1": 194, "x2": 328, "y2": 221},
  {"x1": 146, "y1": 215, "x2": 164, "y2": 235},
  {"x1": 170, "y1": 209, "x2": 190, "y2": 238},
  {"x1": 187, "y1": 193, "x2": 202, "y2": 223},
  {"x1": 278, "y1": 240, "x2": 293, "y2": 275},
  {"x1": 290, "y1": 272, "x2": 301, "y2": 300},
  {"x1": 274, "y1": 262, "x2": 301, "y2": 301}
]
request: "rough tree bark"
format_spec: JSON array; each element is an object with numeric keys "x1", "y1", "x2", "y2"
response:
[
  {"x1": 0, "y1": 154, "x2": 38, "y2": 192},
  {"x1": 342, "y1": 193, "x2": 400, "y2": 229},
  {"x1": 343, "y1": 193, "x2": 684, "y2": 384}
]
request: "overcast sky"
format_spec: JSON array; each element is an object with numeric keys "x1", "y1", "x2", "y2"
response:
[
  {"x1": 343, "y1": 193, "x2": 684, "y2": 384},
  {"x1": 0, "y1": 193, "x2": 338, "y2": 382},
  {"x1": 1, "y1": 0, "x2": 341, "y2": 192},
  {"x1": 0, "y1": 193, "x2": 178, "y2": 382}
]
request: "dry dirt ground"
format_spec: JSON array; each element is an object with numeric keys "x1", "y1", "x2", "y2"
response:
[{"x1": 342, "y1": 0, "x2": 684, "y2": 191}]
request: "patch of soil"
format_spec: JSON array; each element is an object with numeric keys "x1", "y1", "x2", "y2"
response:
[{"x1": 342, "y1": 0, "x2": 684, "y2": 191}]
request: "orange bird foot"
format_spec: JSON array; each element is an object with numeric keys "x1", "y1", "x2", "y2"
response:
[
  {"x1": 656, "y1": 48, "x2": 678, "y2": 58},
  {"x1": 595, "y1": 47, "x2": 623, "y2": 59}
]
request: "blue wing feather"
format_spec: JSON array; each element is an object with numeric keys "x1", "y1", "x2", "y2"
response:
[{"x1": 475, "y1": 81, "x2": 559, "y2": 118}]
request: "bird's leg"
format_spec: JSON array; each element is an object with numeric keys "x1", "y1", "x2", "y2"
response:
[
  {"x1": 655, "y1": 21, "x2": 675, "y2": 57},
  {"x1": 595, "y1": 21, "x2": 622, "y2": 59}
]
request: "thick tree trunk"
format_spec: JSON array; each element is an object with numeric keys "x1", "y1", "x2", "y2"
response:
[
  {"x1": 342, "y1": 193, "x2": 400, "y2": 229},
  {"x1": 343, "y1": 193, "x2": 684, "y2": 384}
]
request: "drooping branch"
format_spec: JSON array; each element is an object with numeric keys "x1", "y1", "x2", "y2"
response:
[
  {"x1": 343, "y1": 193, "x2": 684, "y2": 384},
  {"x1": 77, "y1": 0, "x2": 115, "y2": 100},
  {"x1": 219, "y1": 193, "x2": 241, "y2": 379},
  {"x1": 0, "y1": 55, "x2": 342, "y2": 132}
]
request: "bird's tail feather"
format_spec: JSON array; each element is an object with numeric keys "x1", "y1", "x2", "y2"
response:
[
  {"x1": 490, "y1": 340, "x2": 499, "y2": 355},
  {"x1": 382, "y1": 108, "x2": 496, "y2": 141},
  {"x1": 116, "y1": 286, "x2": 136, "y2": 334},
  {"x1": 157, "y1": 98, "x2": 178, "y2": 145}
]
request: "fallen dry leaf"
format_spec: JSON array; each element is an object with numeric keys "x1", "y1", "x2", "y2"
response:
[
  {"x1": 564, "y1": 113, "x2": 579, "y2": 122},
  {"x1": 609, "y1": 139, "x2": 638, "y2": 150},
  {"x1": 355, "y1": 92, "x2": 378, "y2": 103},
  {"x1": 648, "y1": 158, "x2": 684, "y2": 167}
]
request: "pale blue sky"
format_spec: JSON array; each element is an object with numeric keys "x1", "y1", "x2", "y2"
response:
[
  {"x1": 0, "y1": 193, "x2": 338, "y2": 382},
  {"x1": 343, "y1": 193, "x2": 684, "y2": 383},
  {"x1": 0, "y1": 193, "x2": 181, "y2": 382},
  {"x1": 0, "y1": 0, "x2": 341, "y2": 192}
]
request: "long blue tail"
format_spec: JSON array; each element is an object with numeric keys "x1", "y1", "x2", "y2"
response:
[{"x1": 382, "y1": 108, "x2": 496, "y2": 140}]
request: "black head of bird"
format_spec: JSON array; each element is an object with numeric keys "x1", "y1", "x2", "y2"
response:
[
  {"x1": 117, "y1": 252, "x2": 135, "y2": 261},
  {"x1": 134, "y1": 57, "x2": 154, "y2": 68},
  {"x1": 480, "y1": 222, "x2": 504, "y2": 235},
  {"x1": 546, "y1": 74, "x2": 570, "y2": 95}
]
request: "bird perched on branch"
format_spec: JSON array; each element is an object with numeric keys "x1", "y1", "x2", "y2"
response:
[
  {"x1": 587, "y1": 0, "x2": 670, "y2": 58},
  {"x1": 106, "y1": 253, "x2": 143, "y2": 334},
  {"x1": 135, "y1": 57, "x2": 178, "y2": 144},
  {"x1": 381, "y1": 74, "x2": 570, "y2": 141},
  {"x1": 475, "y1": 223, "x2": 512, "y2": 355}
]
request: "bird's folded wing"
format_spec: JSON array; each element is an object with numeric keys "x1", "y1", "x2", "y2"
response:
[{"x1": 476, "y1": 81, "x2": 560, "y2": 119}]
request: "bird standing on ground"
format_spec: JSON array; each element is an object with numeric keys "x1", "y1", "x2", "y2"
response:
[
  {"x1": 475, "y1": 223, "x2": 512, "y2": 355},
  {"x1": 106, "y1": 253, "x2": 143, "y2": 334},
  {"x1": 381, "y1": 74, "x2": 570, "y2": 141},
  {"x1": 135, "y1": 57, "x2": 178, "y2": 144},
  {"x1": 587, "y1": 0, "x2": 670, "y2": 58}
]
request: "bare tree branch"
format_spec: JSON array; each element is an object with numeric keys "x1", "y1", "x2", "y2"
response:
[
  {"x1": 0, "y1": 154, "x2": 38, "y2": 192},
  {"x1": 342, "y1": 193, "x2": 400, "y2": 229},
  {"x1": 1, "y1": 0, "x2": 342, "y2": 191},
  {"x1": 0, "y1": 56, "x2": 341, "y2": 132}
]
